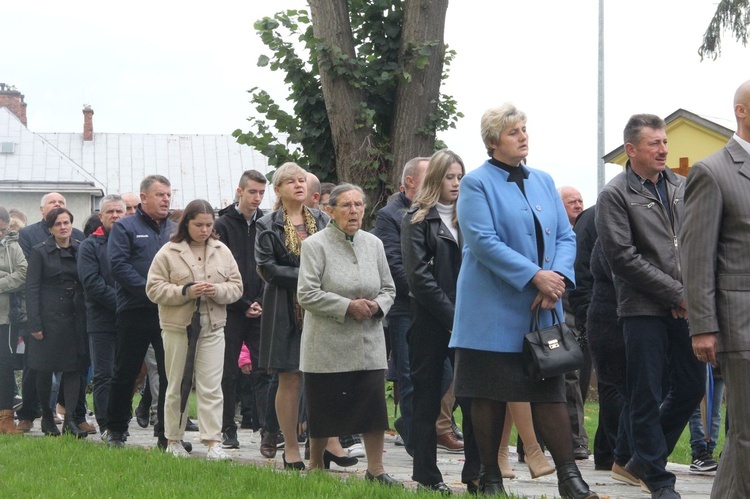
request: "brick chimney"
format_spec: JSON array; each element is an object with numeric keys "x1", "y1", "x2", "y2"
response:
[
  {"x1": 83, "y1": 104, "x2": 94, "y2": 141},
  {"x1": 0, "y1": 83, "x2": 28, "y2": 126}
]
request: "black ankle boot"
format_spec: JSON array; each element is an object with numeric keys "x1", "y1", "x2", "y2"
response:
[
  {"x1": 41, "y1": 417, "x2": 60, "y2": 437},
  {"x1": 62, "y1": 417, "x2": 88, "y2": 439},
  {"x1": 557, "y1": 462, "x2": 598, "y2": 499},
  {"x1": 478, "y1": 465, "x2": 506, "y2": 496}
]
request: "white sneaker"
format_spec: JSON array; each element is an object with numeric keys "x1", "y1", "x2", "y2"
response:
[
  {"x1": 347, "y1": 443, "x2": 366, "y2": 458},
  {"x1": 167, "y1": 440, "x2": 190, "y2": 458},
  {"x1": 206, "y1": 445, "x2": 232, "y2": 461}
]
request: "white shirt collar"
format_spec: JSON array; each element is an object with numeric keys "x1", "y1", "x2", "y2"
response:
[{"x1": 732, "y1": 133, "x2": 750, "y2": 156}]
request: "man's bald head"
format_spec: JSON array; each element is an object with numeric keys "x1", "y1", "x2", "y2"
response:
[
  {"x1": 305, "y1": 172, "x2": 321, "y2": 209},
  {"x1": 121, "y1": 192, "x2": 140, "y2": 216},
  {"x1": 559, "y1": 186, "x2": 584, "y2": 225},
  {"x1": 40, "y1": 192, "x2": 66, "y2": 218},
  {"x1": 734, "y1": 80, "x2": 750, "y2": 141}
]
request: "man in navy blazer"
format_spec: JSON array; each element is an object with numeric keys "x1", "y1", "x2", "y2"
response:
[{"x1": 683, "y1": 80, "x2": 750, "y2": 498}]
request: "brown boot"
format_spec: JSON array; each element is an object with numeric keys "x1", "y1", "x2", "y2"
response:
[
  {"x1": 497, "y1": 445, "x2": 516, "y2": 479},
  {"x1": 0, "y1": 410, "x2": 23, "y2": 435},
  {"x1": 525, "y1": 443, "x2": 555, "y2": 478}
]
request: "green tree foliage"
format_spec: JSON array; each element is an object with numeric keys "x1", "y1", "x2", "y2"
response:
[
  {"x1": 699, "y1": 0, "x2": 750, "y2": 60},
  {"x1": 233, "y1": 1, "x2": 462, "y2": 213}
]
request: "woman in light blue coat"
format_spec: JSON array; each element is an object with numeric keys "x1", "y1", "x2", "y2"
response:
[{"x1": 449, "y1": 104, "x2": 597, "y2": 499}]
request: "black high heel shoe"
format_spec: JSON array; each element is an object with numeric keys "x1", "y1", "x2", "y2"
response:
[
  {"x1": 41, "y1": 417, "x2": 60, "y2": 437},
  {"x1": 62, "y1": 418, "x2": 88, "y2": 439},
  {"x1": 323, "y1": 450, "x2": 358, "y2": 469},
  {"x1": 282, "y1": 452, "x2": 306, "y2": 471}
]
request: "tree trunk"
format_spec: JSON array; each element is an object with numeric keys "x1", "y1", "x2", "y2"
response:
[
  {"x1": 389, "y1": 0, "x2": 448, "y2": 188},
  {"x1": 309, "y1": 0, "x2": 376, "y2": 189}
]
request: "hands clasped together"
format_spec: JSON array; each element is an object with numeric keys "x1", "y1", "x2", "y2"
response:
[
  {"x1": 347, "y1": 298, "x2": 380, "y2": 321},
  {"x1": 189, "y1": 281, "x2": 217, "y2": 298},
  {"x1": 531, "y1": 270, "x2": 566, "y2": 310}
]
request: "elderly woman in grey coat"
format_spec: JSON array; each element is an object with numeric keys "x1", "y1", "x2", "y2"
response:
[{"x1": 297, "y1": 183, "x2": 399, "y2": 485}]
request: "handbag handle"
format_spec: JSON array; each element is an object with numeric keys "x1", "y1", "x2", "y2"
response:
[{"x1": 529, "y1": 305, "x2": 572, "y2": 353}]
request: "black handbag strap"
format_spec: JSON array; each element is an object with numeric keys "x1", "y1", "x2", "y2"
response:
[{"x1": 529, "y1": 305, "x2": 571, "y2": 351}]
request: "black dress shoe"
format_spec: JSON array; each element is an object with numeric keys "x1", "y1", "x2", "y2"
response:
[
  {"x1": 157, "y1": 435, "x2": 168, "y2": 450},
  {"x1": 323, "y1": 450, "x2": 358, "y2": 469},
  {"x1": 185, "y1": 418, "x2": 199, "y2": 432},
  {"x1": 478, "y1": 465, "x2": 506, "y2": 496},
  {"x1": 557, "y1": 462, "x2": 598, "y2": 499},
  {"x1": 135, "y1": 407, "x2": 149, "y2": 428},
  {"x1": 466, "y1": 481, "x2": 480, "y2": 495},
  {"x1": 282, "y1": 452, "x2": 305, "y2": 471},
  {"x1": 364, "y1": 471, "x2": 404, "y2": 487},
  {"x1": 418, "y1": 482, "x2": 453, "y2": 494},
  {"x1": 62, "y1": 418, "x2": 88, "y2": 439},
  {"x1": 260, "y1": 430, "x2": 278, "y2": 458},
  {"x1": 41, "y1": 417, "x2": 61, "y2": 437},
  {"x1": 107, "y1": 430, "x2": 126, "y2": 447}
]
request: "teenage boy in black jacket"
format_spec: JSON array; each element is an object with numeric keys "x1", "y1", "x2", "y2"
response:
[{"x1": 213, "y1": 170, "x2": 267, "y2": 449}]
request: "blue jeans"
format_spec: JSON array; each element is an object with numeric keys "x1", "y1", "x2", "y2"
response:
[
  {"x1": 89, "y1": 331, "x2": 117, "y2": 431},
  {"x1": 622, "y1": 315, "x2": 705, "y2": 491},
  {"x1": 689, "y1": 371, "x2": 724, "y2": 456},
  {"x1": 388, "y1": 314, "x2": 413, "y2": 447}
]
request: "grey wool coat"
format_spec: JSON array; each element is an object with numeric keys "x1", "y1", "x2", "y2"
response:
[{"x1": 297, "y1": 225, "x2": 395, "y2": 373}]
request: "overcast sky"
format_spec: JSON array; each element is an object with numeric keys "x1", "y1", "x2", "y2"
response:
[{"x1": 4, "y1": 0, "x2": 748, "y2": 205}]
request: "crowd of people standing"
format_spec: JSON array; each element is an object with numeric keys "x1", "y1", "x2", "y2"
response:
[{"x1": 3, "y1": 80, "x2": 750, "y2": 499}]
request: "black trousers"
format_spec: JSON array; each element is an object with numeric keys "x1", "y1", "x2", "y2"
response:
[
  {"x1": 17, "y1": 348, "x2": 40, "y2": 421},
  {"x1": 221, "y1": 311, "x2": 269, "y2": 431},
  {"x1": 0, "y1": 325, "x2": 17, "y2": 410},
  {"x1": 106, "y1": 308, "x2": 166, "y2": 436},
  {"x1": 593, "y1": 380, "x2": 623, "y2": 467},
  {"x1": 409, "y1": 319, "x2": 480, "y2": 485}
]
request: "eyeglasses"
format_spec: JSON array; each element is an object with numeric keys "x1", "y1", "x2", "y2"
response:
[{"x1": 334, "y1": 201, "x2": 365, "y2": 211}]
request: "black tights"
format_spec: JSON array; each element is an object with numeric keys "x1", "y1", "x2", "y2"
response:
[
  {"x1": 471, "y1": 398, "x2": 574, "y2": 470},
  {"x1": 36, "y1": 371, "x2": 80, "y2": 420}
]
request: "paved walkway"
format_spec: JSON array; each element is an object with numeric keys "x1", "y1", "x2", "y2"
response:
[{"x1": 26, "y1": 419, "x2": 715, "y2": 497}]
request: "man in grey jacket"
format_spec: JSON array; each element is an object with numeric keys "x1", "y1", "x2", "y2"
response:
[
  {"x1": 683, "y1": 80, "x2": 750, "y2": 498},
  {"x1": 596, "y1": 114, "x2": 704, "y2": 499}
]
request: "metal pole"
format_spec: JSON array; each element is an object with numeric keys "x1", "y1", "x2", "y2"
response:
[{"x1": 597, "y1": 0, "x2": 605, "y2": 193}]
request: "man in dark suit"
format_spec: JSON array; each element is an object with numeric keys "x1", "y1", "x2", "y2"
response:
[
  {"x1": 683, "y1": 79, "x2": 750, "y2": 498},
  {"x1": 16, "y1": 192, "x2": 86, "y2": 432}
]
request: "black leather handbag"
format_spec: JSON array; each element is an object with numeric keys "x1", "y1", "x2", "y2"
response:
[{"x1": 522, "y1": 306, "x2": 584, "y2": 381}]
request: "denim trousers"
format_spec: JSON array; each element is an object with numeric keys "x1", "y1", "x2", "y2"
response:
[
  {"x1": 622, "y1": 315, "x2": 705, "y2": 490},
  {"x1": 688, "y1": 372, "x2": 724, "y2": 456},
  {"x1": 388, "y1": 314, "x2": 413, "y2": 446}
]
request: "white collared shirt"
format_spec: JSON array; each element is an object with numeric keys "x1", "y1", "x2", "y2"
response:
[{"x1": 733, "y1": 133, "x2": 750, "y2": 156}]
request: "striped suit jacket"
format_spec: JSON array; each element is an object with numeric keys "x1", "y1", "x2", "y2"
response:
[{"x1": 682, "y1": 137, "x2": 750, "y2": 353}]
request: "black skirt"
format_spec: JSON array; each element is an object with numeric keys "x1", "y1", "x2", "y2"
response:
[
  {"x1": 453, "y1": 348, "x2": 565, "y2": 403},
  {"x1": 303, "y1": 369, "x2": 389, "y2": 438}
]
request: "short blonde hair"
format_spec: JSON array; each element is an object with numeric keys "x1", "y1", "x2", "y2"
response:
[
  {"x1": 272, "y1": 162, "x2": 307, "y2": 188},
  {"x1": 272, "y1": 162, "x2": 307, "y2": 210},
  {"x1": 481, "y1": 103, "x2": 527, "y2": 157}
]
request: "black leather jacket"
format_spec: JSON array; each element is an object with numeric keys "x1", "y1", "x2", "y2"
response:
[{"x1": 401, "y1": 206, "x2": 462, "y2": 331}]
